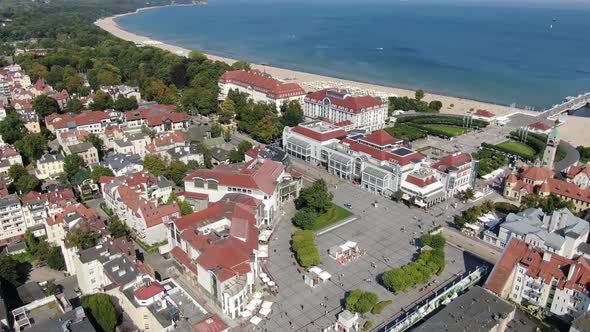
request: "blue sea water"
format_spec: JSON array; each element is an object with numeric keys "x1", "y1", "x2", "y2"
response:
[{"x1": 115, "y1": 0, "x2": 590, "y2": 110}]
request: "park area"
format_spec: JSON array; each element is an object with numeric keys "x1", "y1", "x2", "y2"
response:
[
  {"x1": 292, "y1": 180, "x2": 353, "y2": 232},
  {"x1": 311, "y1": 204, "x2": 353, "y2": 231},
  {"x1": 496, "y1": 141, "x2": 536, "y2": 159},
  {"x1": 420, "y1": 124, "x2": 470, "y2": 137}
]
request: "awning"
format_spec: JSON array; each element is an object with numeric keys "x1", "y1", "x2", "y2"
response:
[
  {"x1": 250, "y1": 316, "x2": 262, "y2": 325},
  {"x1": 259, "y1": 229, "x2": 273, "y2": 242},
  {"x1": 259, "y1": 308, "x2": 271, "y2": 317},
  {"x1": 318, "y1": 271, "x2": 332, "y2": 281},
  {"x1": 240, "y1": 310, "x2": 252, "y2": 318}
]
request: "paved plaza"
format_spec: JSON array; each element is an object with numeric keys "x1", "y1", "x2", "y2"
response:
[{"x1": 261, "y1": 181, "x2": 486, "y2": 332}]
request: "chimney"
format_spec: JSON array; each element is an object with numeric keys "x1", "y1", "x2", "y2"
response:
[{"x1": 543, "y1": 251, "x2": 552, "y2": 262}]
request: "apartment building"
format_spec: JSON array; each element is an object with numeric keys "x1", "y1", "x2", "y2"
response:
[
  {"x1": 124, "y1": 103, "x2": 188, "y2": 133},
  {"x1": 486, "y1": 239, "x2": 590, "y2": 323},
  {"x1": 0, "y1": 194, "x2": 25, "y2": 245},
  {"x1": 45, "y1": 111, "x2": 111, "y2": 134}
]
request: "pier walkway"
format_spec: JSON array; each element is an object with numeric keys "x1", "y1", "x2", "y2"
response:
[{"x1": 539, "y1": 92, "x2": 590, "y2": 119}]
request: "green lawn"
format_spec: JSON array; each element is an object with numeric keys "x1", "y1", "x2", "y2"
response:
[
  {"x1": 311, "y1": 204, "x2": 353, "y2": 231},
  {"x1": 497, "y1": 141, "x2": 536, "y2": 158},
  {"x1": 421, "y1": 124, "x2": 470, "y2": 137}
]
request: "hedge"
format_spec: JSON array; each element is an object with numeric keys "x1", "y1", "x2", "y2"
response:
[
  {"x1": 382, "y1": 246, "x2": 445, "y2": 293},
  {"x1": 396, "y1": 114, "x2": 489, "y2": 128},
  {"x1": 371, "y1": 300, "x2": 393, "y2": 315},
  {"x1": 292, "y1": 230, "x2": 320, "y2": 268}
]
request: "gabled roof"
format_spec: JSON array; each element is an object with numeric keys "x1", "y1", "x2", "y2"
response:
[
  {"x1": 431, "y1": 152, "x2": 472, "y2": 173},
  {"x1": 520, "y1": 166, "x2": 554, "y2": 182},
  {"x1": 291, "y1": 125, "x2": 347, "y2": 142},
  {"x1": 50, "y1": 111, "x2": 110, "y2": 130},
  {"x1": 473, "y1": 109, "x2": 495, "y2": 118},
  {"x1": 133, "y1": 281, "x2": 165, "y2": 300},
  {"x1": 305, "y1": 88, "x2": 384, "y2": 114},
  {"x1": 185, "y1": 159, "x2": 284, "y2": 195},
  {"x1": 359, "y1": 129, "x2": 400, "y2": 147},
  {"x1": 528, "y1": 121, "x2": 552, "y2": 131},
  {"x1": 192, "y1": 315, "x2": 229, "y2": 332},
  {"x1": 405, "y1": 173, "x2": 439, "y2": 188},
  {"x1": 219, "y1": 70, "x2": 305, "y2": 99},
  {"x1": 124, "y1": 103, "x2": 186, "y2": 126}
]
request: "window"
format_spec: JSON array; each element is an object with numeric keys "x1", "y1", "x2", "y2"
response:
[
  {"x1": 208, "y1": 180, "x2": 218, "y2": 190},
  {"x1": 194, "y1": 179, "x2": 204, "y2": 188}
]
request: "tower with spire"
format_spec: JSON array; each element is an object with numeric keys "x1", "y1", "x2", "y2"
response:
[{"x1": 542, "y1": 120, "x2": 560, "y2": 170}]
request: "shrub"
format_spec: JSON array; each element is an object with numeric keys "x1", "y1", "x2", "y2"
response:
[
  {"x1": 345, "y1": 289, "x2": 379, "y2": 313},
  {"x1": 292, "y1": 208, "x2": 318, "y2": 230},
  {"x1": 382, "y1": 245, "x2": 446, "y2": 293},
  {"x1": 494, "y1": 202, "x2": 519, "y2": 214},
  {"x1": 81, "y1": 294, "x2": 117, "y2": 332},
  {"x1": 420, "y1": 234, "x2": 446, "y2": 250},
  {"x1": 371, "y1": 300, "x2": 392, "y2": 315}
]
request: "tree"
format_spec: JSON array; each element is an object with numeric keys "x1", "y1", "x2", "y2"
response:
[
  {"x1": 231, "y1": 61, "x2": 251, "y2": 71},
  {"x1": 89, "y1": 91, "x2": 113, "y2": 111},
  {"x1": 143, "y1": 154, "x2": 167, "y2": 177},
  {"x1": 84, "y1": 133, "x2": 104, "y2": 159},
  {"x1": 15, "y1": 133, "x2": 47, "y2": 164},
  {"x1": 90, "y1": 166, "x2": 113, "y2": 183},
  {"x1": 345, "y1": 289, "x2": 378, "y2": 313},
  {"x1": 24, "y1": 230, "x2": 39, "y2": 255},
  {"x1": 82, "y1": 294, "x2": 118, "y2": 332},
  {"x1": 219, "y1": 97, "x2": 235, "y2": 124},
  {"x1": 280, "y1": 100, "x2": 304, "y2": 127},
  {"x1": 428, "y1": 100, "x2": 443, "y2": 111},
  {"x1": 189, "y1": 50, "x2": 207, "y2": 63},
  {"x1": 33, "y1": 95, "x2": 60, "y2": 117},
  {"x1": 0, "y1": 112, "x2": 25, "y2": 144},
  {"x1": 296, "y1": 179, "x2": 333, "y2": 213},
  {"x1": 66, "y1": 98, "x2": 84, "y2": 114},
  {"x1": 463, "y1": 188, "x2": 475, "y2": 201},
  {"x1": 8, "y1": 164, "x2": 28, "y2": 183},
  {"x1": 113, "y1": 95, "x2": 137, "y2": 112},
  {"x1": 167, "y1": 160, "x2": 189, "y2": 186},
  {"x1": 395, "y1": 190, "x2": 403, "y2": 202},
  {"x1": 0, "y1": 254, "x2": 20, "y2": 289},
  {"x1": 238, "y1": 141, "x2": 253, "y2": 155},
  {"x1": 46, "y1": 246, "x2": 65, "y2": 271},
  {"x1": 63, "y1": 154, "x2": 87, "y2": 179},
  {"x1": 167, "y1": 193, "x2": 193, "y2": 216},
  {"x1": 108, "y1": 216, "x2": 130, "y2": 239},
  {"x1": 66, "y1": 228, "x2": 99, "y2": 250},
  {"x1": 210, "y1": 123, "x2": 222, "y2": 138},
  {"x1": 415, "y1": 89, "x2": 425, "y2": 101},
  {"x1": 223, "y1": 127, "x2": 232, "y2": 142},
  {"x1": 196, "y1": 143, "x2": 212, "y2": 169},
  {"x1": 256, "y1": 114, "x2": 281, "y2": 143},
  {"x1": 27, "y1": 63, "x2": 48, "y2": 81},
  {"x1": 15, "y1": 174, "x2": 40, "y2": 194},
  {"x1": 292, "y1": 208, "x2": 318, "y2": 230}
]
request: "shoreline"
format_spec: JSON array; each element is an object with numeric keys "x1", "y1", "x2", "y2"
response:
[{"x1": 94, "y1": 5, "x2": 590, "y2": 147}]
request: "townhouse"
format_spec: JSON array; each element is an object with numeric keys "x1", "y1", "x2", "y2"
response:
[
  {"x1": 486, "y1": 238, "x2": 590, "y2": 322},
  {"x1": 35, "y1": 153, "x2": 64, "y2": 180},
  {"x1": 168, "y1": 194, "x2": 261, "y2": 319},
  {"x1": 45, "y1": 111, "x2": 111, "y2": 134},
  {"x1": 218, "y1": 70, "x2": 306, "y2": 112},
  {"x1": 184, "y1": 157, "x2": 302, "y2": 225},
  {"x1": 63, "y1": 142, "x2": 99, "y2": 165},
  {"x1": 0, "y1": 145, "x2": 23, "y2": 178},
  {"x1": 124, "y1": 103, "x2": 188, "y2": 133},
  {"x1": 100, "y1": 172, "x2": 179, "y2": 244},
  {"x1": 484, "y1": 208, "x2": 589, "y2": 259}
]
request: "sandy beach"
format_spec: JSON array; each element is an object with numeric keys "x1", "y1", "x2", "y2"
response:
[{"x1": 94, "y1": 6, "x2": 590, "y2": 147}]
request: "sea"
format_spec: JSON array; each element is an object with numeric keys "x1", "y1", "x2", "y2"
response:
[{"x1": 115, "y1": 0, "x2": 590, "y2": 113}]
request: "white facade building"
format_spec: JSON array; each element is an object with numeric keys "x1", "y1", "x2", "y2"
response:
[
  {"x1": 35, "y1": 153, "x2": 64, "y2": 180},
  {"x1": 218, "y1": 70, "x2": 306, "y2": 112},
  {"x1": 0, "y1": 194, "x2": 24, "y2": 245},
  {"x1": 304, "y1": 89, "x2": 387, "y2": 132}
]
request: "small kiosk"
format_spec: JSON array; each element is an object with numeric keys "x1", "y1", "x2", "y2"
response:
[
  {"x1": 329, "y1": 241, "x2": 365, "y2": 265},
  {"x1": 304, "y1": 266, "x2": 332, "y2": 288}
]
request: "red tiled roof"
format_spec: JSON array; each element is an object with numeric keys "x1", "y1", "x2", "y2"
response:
[
  {"x1": 341, "y1": 138, "x2": 424, "y2": 165},
  {"x1": 291, "y1": 125, "x2": 347, "y2": 142},
  {"x1": 305, "y1": 89, "x2": 384, "y2": 114},
  {"x1": 405, "y1": 174, "x2": 439, "y2": 188},
  {"x1": 566, "y1": 165, "x2": 590, "y2": 179},
  {"x1": 334, "y1": 120, "x2": 353, "y2": 127},
  {"x1": 179, "y1": 191, "x2": 209, "y2": 200},
  {"x1": 360, "y1": 130, "x2": 400, "y2": 147},
  {"x1": 219, "y1": 70, "x2": 305, "y2": 99},
  {"x1": 473, "y1": 109, "x2": 495, "y2": 118},
  {"x1": 125, "y1": 104, "x2": 186, "y2": 126},
  {"x1": 51, "y1": 111, "x2": 110, "y2": 129},
  {"x1": 0, "y1": 145, "x2": 20, "y2": 159},
  {"x1": 192, "y1": 315, "x2": 229, "y2": 332},
  {"x1": 47, "y1": 203, "x2": 98, "y2": 226},
  {"x1": 431, "y1": 152, "x2": 472, "y2": 173},
  {"x1": 485, "y1": 239, "x2": 534, "y2": 294},
  {"x1": 50, "y1": 89, "x2": 69, "y2": 101},
  {"x1": 486, "y1": 239, "x2": 578, "y2": 295},
  {"x1": 185, "y1": 159, "x2": 284, "y2": 195},
  {"x1": 170, "y1": 246, "x2": 198, "y2": 274},
  {"x1": 545, "y1": 178, "x2": 590, "y2": 204},
  {"x1": 133, "y1": 281, "x2": 165, "y2": 300},
  {"x1": 528, "y1": 122, "x2": 552, "y2": 131},
  {"x1": 520, "y1": 166, "x2": 554, "y2": 182}
]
